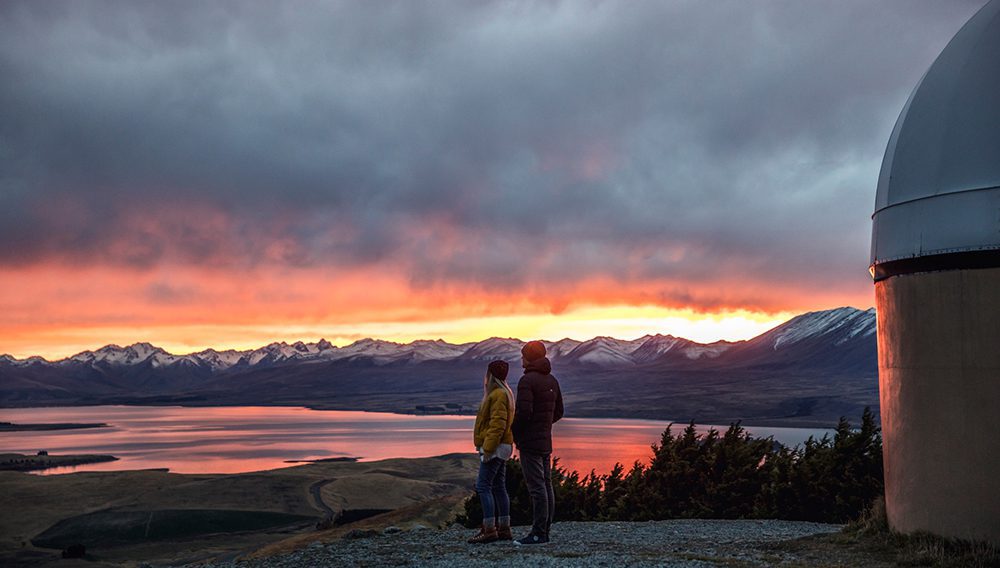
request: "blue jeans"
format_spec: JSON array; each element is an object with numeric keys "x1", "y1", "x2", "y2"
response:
[{"x1": 475, "y1": 457, "x2": 509, "y2": 527}]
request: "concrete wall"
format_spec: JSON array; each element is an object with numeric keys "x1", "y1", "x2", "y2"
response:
[{"x1": 876, "y1": 266, "x2": 1000, "y2": 545}]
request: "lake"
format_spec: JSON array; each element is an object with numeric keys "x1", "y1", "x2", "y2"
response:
[{"x1": 0, "y1": 406, "x2": 831, "y2": 476}]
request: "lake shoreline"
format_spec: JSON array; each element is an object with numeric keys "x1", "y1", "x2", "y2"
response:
[
  {"x1": 0, "y1": 400, "x2": 843, "y2": 429},
  {"x1": 0, "y1": 405, "x2": 834, "y2": 478}
]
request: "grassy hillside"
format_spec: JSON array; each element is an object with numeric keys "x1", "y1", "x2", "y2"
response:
[{"x1": 0, "y1": 454, "x2": 478, "y2": 567}]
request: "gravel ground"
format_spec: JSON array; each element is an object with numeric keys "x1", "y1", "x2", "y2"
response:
[{"x1": 194, "y1": 520, "x2": 847, "y2": 567}]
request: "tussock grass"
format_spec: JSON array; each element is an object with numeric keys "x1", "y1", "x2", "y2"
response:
[{"x1": 842, "y1": 498, "x2": 1000, "y2": 568}]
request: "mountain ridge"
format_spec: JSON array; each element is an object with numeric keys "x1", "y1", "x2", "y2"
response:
[
  {"x1": 2, "y1": 306, "x2": 875, "y2": 370},
  {"x1": 0, "y1": 307, "x2": 879, "y2": 427}
]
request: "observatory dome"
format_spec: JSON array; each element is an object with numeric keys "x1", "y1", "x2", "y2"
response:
[{"x1": 870, "y1": 0, "x2": 1000, "y2": 280}]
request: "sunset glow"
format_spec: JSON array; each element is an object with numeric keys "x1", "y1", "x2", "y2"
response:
[
  {"x1": 1, "y1": 304, "x2": 796, "y2": 361},
  {"x1": 0, "y1": 260, "x2": 861, "y2": 360},
  {"x1": 1, "y1": 0, "x2": 915, "y2": 361},
  {"x1": 1, "y1": 2, "x2": 990, "y2": 563}
]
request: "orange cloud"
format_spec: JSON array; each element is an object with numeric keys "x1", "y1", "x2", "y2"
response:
[{"x1": 0, "y1": 261, "x2": 872, "y2": 360}]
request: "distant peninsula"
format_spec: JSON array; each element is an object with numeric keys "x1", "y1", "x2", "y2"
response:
[
  {"x1": 0, "y1": 452, "x2": 119, "y2": 472},
  {"x1": 0, "y1": 421, "x2": 109, "y2": 432},
  {"x1": 283, "y1": 457, "x2": 360, "y2": 464}
]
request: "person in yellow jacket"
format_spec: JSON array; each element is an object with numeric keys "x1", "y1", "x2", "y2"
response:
[{"x1": 467, "y1": 359, "x2": 515, "y2": 544}]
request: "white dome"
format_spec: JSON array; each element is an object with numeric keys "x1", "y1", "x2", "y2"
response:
[{"x1": 870, "y1": 0, "x2": 1000, "y2": 276}]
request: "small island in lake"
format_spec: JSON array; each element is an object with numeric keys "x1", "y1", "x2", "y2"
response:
[
  {"x1": 0, "y1": 421, "x2": 110, "y2": 432},
  {"x1": 0, "y1": 452, "x2": 119, "y2": 472}
]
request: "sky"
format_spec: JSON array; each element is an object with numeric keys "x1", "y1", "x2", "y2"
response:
[{"x1": 0, "y1": 0, "x2": 987, "y2": 359}]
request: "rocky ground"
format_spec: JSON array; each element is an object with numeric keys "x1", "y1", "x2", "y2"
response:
[{"x1": 192, "y1": 519, "x2": 894, "y2": 567}]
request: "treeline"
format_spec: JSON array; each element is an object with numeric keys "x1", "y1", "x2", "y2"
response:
[{"x1": 460, "y1": 408, "x2": 882, "y2": 527}]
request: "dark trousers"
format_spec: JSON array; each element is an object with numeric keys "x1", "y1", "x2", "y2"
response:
[{"x1": 520, "y1": 450, "x2": 554, "y2": 536}]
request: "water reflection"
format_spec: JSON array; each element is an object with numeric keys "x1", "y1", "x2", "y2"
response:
[{"x1": 0, "y1": 406, "x2": 831, "y2": 476}]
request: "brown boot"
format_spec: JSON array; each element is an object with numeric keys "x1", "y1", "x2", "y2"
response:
[
  {"x1": 467, "y1": 525, "x2": 498, "y2": 544},
  {"x1": 496, "y1": 525, "x2": 513, "y2": 541}
]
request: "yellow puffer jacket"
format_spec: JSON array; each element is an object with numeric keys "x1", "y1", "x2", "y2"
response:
[{"x1": 473, "y1": 386, "x2": 514, "y2": 454}]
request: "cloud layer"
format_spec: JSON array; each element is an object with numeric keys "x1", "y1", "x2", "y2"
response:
[{"x1": 0, "y1": 1, "x2": 986, "y2": 319}]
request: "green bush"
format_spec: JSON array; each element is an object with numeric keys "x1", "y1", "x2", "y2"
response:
[
  {"x1": 459, "y1": 408, "x2": 883, "y2": 527},
  {"x1": 457, "y1": 456, "x2": 600, "y2": 527}
]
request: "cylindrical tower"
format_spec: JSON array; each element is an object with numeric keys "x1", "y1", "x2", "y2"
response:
[{"x1": 871, "y1": 0, "x2": 1000, "y2": 545}]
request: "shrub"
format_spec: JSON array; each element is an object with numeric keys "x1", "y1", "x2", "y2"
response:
[{"x1": 459, "y1": 408, "x2": 883, "y2": 527}]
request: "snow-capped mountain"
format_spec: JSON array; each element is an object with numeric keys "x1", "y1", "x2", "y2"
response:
[
  {"x1": 0, "y1": 307, "x2": 880, "y2": 424},
  {"x1": 0, "y1": 307, "x2": 877, "y2": 373},
  {"x1": 67, "y1": 343, "x2": 181, "y2": 367},
  {"x1": 560, "y1": 336, "x2": 642, "y2": 366},
  {"x1": 2, "y1": 354, "x2": 47, "y2": 367},
  {"x1": 717, "y1": 307, "x2": 877, "y2": 373},
  {"x1": 406, "y1": 339, "x2": 471, "y2": 361},
  {"x1": 460, "y1": 338, "x2": 525, "y2": 361},
  {"x1": 629, "y1": 335, "x2": 733, "y2": 363},
  {"x1": 678, "y1": 342, "x2": 734, "y2": 360},
  {"x1": 326, "y1": 338, "x2": 406, "y2": 361},
  {"x1": 765, "y1": 307, "x2": 877, "y2": 350},
  {"x1": 192, "y1": 348, "x2": 246, "y2": 370},
  {"x1": 543, "y1": 338, "x2": 583, "y2": 358}
]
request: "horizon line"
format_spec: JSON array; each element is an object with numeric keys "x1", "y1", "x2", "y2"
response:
[{"x1": 2, "y1": 305, "x2": 874, "y2": 363}]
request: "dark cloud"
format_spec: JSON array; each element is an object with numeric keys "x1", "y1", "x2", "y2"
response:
[{"x1": 0, "y1": 0, "x2": 986, "y2": 306}]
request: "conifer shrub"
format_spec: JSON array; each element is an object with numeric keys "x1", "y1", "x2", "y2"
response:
[{"x1": 459, "y1": 408, "x2": 883, "y2": 527}]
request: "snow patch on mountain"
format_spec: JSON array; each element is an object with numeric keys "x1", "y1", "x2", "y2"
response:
[
  {"x1": 834, "y1": 307, "x2": 877, "y2": 345},
  {"x1": 544, "y1": 338, "x2": 583, "y2": 358},
  {"x1": 771, "y1": 307, "x2": 876, "y2": 350},
  {"x1": 329, "y1": 338, "x2": 409, "y2": 363},
  {"x1": 629, "y1": 335, "x2": 686, "y2": 363},
  {"x1": 407, "y1": 339, "x2": 471, "y2": 361},
  {"x1": 461, "y1": 338, "x2": 524, "y2": 361},
  {"x1": 563, "y1": 337, "x2": 642, "y2": 365},
  {"x1": 681, "y1": 342, "x2": 734, "y2": 360},
  {"x1": 5, "y1": 355, "x2": 48, "y2": 367},
  {"x1": 192, "y1": 349, "x2": 245, "y2": 370}
]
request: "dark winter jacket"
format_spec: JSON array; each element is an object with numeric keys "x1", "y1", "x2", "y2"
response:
[{"x1": 511, "y1": 357, "x2": 564, "y2": 454}]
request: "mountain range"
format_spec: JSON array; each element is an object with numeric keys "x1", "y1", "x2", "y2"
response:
[{"x1": 0, "y1": 307, "x2": 878, "y2": 427}]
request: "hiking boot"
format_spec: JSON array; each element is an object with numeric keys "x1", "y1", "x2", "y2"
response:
[
  {"x1": 467, "y1": 525, "x2": 498, "y2": 544},
  {"x1": 496, "y1": 525, "x2": 513, "y2": 541},
  {"x1": 514, "y1": 532, "x2": 549, "y2": 545}
]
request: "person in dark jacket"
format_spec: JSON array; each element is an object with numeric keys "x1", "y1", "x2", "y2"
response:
[{"x1": 511, "y1": 340, "x2": 563, "y2": 545}]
